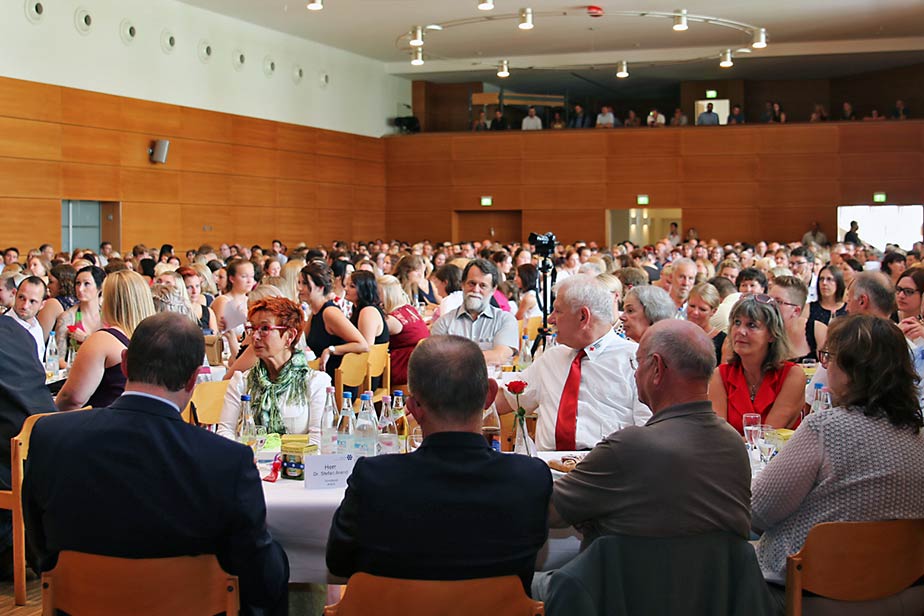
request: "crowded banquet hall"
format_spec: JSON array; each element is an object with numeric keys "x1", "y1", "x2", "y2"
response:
[{"x1": 1, "y1": 0, "x2": 924, "y2": 614}]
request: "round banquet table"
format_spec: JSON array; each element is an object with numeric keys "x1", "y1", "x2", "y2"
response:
[{"x1": 262, "y1": 450, "x2": 583, "y2": 584}]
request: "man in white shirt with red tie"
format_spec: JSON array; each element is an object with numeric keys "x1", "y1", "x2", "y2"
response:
[{"x1": 495, "y1": 275, "x2": 650, "y2": 450}]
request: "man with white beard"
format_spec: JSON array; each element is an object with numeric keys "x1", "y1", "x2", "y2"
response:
[{"x1": 431, "y1": 259, "x2": 519, "y2": 365}]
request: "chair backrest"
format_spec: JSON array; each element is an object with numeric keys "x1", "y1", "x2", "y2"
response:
[
  {"x1": 42, "y1": 551, "x2": 238, "y2": 616},
  {"x1": 335, "y1": 352, "x2": 370, "y2": 406},
  {"x1": 785, "y1": 519, "x2": 924, "y2": 615},
  {"x1": 365, "y1": 343, "x2": 391, "y2": 402},
  {"x1": 324, "y1": 572, "x2": 543, "y2": 616},
  {"x1": 182, "y1": 380, "x2": 230, "y2": 425},
  {"x1": 524, "y1": 316, "x2": 542, "y2": 341}
]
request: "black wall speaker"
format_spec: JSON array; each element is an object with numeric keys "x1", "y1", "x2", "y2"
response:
[
  {"x1": 149, "y1": 139, "x2": 170, "y2": 164},
  {"x1": 394, "y1": 116, "x2": 420, "y2": 134}
]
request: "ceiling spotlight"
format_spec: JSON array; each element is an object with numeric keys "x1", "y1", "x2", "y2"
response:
[
  {"x1": 616, "y1": 61, "x2": 629, "y2": 78},
  {"x1": 477, "y1": 0, "x2": 495, "y2": 10},
  {"x1": 752, "y1": 27, "x2": 767, "y2": 49},
  {"x1": 719, "y1": 49, "x2": 733, "y2": 68},
  {"x1": 518, "y1": 8, "x2": 534, "y2": 30},
  {"x1": 306, "y1": 0, "x2": 323, "y2": 10},
  {"x1": 672, "y1": 9, "x2": 688, "y2": 31},
  {"x1": 497, "y1": 60, "x2": 510, "y2": 78},
  {"x1": 409, "y1": 26, "x2": 424, "y2": 47},
  {"x1": 411, "y1": 47, "x2": 424, "y2": 66}
]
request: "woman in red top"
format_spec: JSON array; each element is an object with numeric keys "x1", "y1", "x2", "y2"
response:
[
  {"x1": 379, "y1": 275, "x2": 430, "y2": 386},
  {"x1": 708, "y1": 294, "x2": 805, "y2": 434}
]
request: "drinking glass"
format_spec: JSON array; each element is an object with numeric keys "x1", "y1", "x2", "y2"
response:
[
  {"x1": 801, "y1": 359, "x2": 818, "y2": 385},
  {"x1": 742, "y1": 413, "x2": 761, "y2": 450},
  {"x1": 254, "y1": 426, "x2": 268, "y2": 453},
  {"x1": 757, "y1": 425, "x2": 778, "y2": 466},
  {"x1": 410, "y1": 426, "x2": 424, "y2": 451}
]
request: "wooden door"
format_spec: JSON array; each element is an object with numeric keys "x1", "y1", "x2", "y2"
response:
[{"x1": 454, "y1": 210, "x2": 522, "y2": 243}]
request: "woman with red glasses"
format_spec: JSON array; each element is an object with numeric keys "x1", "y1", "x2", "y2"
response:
[{"x1": 708, "y1": 295, "x2": 806, "y2": 433}]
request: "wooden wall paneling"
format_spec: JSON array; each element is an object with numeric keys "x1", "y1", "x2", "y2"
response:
[
  {"x1": 522, "y1": 184, "x2": 606, "y2": 210},
  {"x1": 354, "y1": 186, "x2": 386, "y2": 212},
  {"x1": 351, "y1": 210, "x2": 386, "y2": 241},
  {"x1": 452, "y1": 186, "x2": 522, "y2": 211},
  {"x1": 0, "y1": 117, "x2": 61, "y2": 160},
  {"x1": 606, "y1": 157, "x2": 681, "y2": 182},
  {"x1": 316, "y1": 129, "x2": 353, "y2": 158},
  {"x1": 274, "y1": 207, "x2": 319, "y2": 246},
  {"x1": 317, "y1": 207, "x2": 354, "y2": 242},
  {"x1": 276, "y1": 123, "x2": 316, "y2": 155},
  {"x1": 179, "y1": 171, "x2": 231, "y2": 205},
  {"x1": 839, "y1": 179, "x2": 924, "y2": 205},
  {"x1": 119, "y1": 168, "x2": 179, "y2": 203},
  {"x1": 681, "y1": 156, "x2": 758, "y2": 182},
  {"x1": 315, "y1": 183, "x2": 353, "y2": 210},
  {"x1": 352, "y1": 136, "x2": 385, "y2": 162},
  {"x1": 229, "y1": 175, "x2": 276, "y2": 206},
  {"x1": 839, "y1": 123, "x2": 923, "y2": 154},
  {"x1": 0, "y1": 198, "x2": 60, "y2": 247},
  {"x1": 120, "y1": 132, "x2": 166, "y2": 168},
  {"x1": 756, "y1": 126, "x2": 838, "y2": 154},
  {"x1": 120, "y1": 202, "x2": 182, "y2": 249},
  {"x1": 451, "y1": 135, "x2": 522, "y2": 160},
  {"x1": 276, "y1": 151, "x2": 317, "y2": 182},
  {"x1": 743, "y1": 79, "x2": 831, "y2": 125},
  {"x1": 181, "y1": 203, "x2": 233, "y2": 247},
  {"x1": 385, "y1": 187, "x2": 451, "y2": 212},
  {"x1": 61, "y1": 162, "x2": 120, "y2": 201},
  {"x1": 387, "y1": 210, "x2": 451, "y2": 241},
  {"x1": 830, "y1": 63, "x2": 924, "y2": 121},
  {"x1": 0, "y1": 77, "x2": 62, "y2": 123},
  {"x1": 608, "y1": 130, "x2": 681, "y2": 158},
  {"x1": 680, "y1": 128, "x2": 758, "y2": 156},
  {"x1": 60, "y1": 88, "x2": 122, "y2": 131},
  {"x1": 99, "y1": 202, "x2": 121, "y2": 249},
  {"x1": 61, "y1": 125, "x2": 121, "y2": 166},
  {"x1": 276, "y1": 179, "x2": 316, "y2": 209},
  {"x1": 385, "y1": 135, "x2": 452, "y2": 162},
  {"x1": 353, "y1": 160, "x2": 385, "y2": 187},
  {"x1": 227, "y1": 206, "x2": 275, "y2": 247},
  {"x1": 316, "y1": 155, "x2": 354, "y2": 185},
  {"x1": 0, "y1": 158, "x2": 61, "y2": 198},
  {"x1": 175, "y1": 139, "x2": 233, "y2": 174},
  {"x1": 522, "y1": 209, "x2": 605, "y2": 245},
  {"x1": 758, "y1": 154, "x2": 839, "y2": 180},
  {"x1": 386, "y1": 161, "x2": 452, "y2": 187},
  {"x1": 455, "y1": 210, "x2": 522, "y2": 243},
  {"x1": 412, "y1": 81, "x2": 429, "y2": 133},
  {"x1": 523, "y1": 158, "x2": 605, "y2": 185},
  {"x1": 681, "y1": 182, "x2": 759, "y2": 209},
  {"x1": 606, "y1": 183, "x2": 680, "y2": 209},
  {"x1": 757, "y1": 180, "x2": 840, "y2": 208},
  {"x1": 179, "y1": 107, "x2": 234, "y2": 144},
  {"x1": 231, "y1": 145, "x2": 279, "y2": 178},
  {"x1": 840, "y1": 153, "x2": 924, "y2": 180},
  {"x1": 232, "y1": 116, "x2": 277, "y2": 149},
  {"x1": 452, "y1": 159, "x2": 522, "y2": 186},
  {"x1": 120, "y1": 97, "x2": 182, "y2": 135},
  {"x1": 521, "y1": 132, "x2": 607, "y2": 159},
  {"x1": 682, "y1": 208, "x2": 762, "y2": 244},
  {"x1": 758, "y1": 206, "x2": 838, "y2": 244}
]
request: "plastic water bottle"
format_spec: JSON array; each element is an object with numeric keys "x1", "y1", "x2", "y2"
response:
[
  {"x1": 807, "y1": 382, "x2": 824, "y2": 419},
  {"x1": 549, "y1": 333, "x2": 558, "y2": 348},
  {"x1": 517, "y1": 335, "x2": 532, "y2": 371},
  {"x1": 482, "y1": 404, "x2": 502, "y2": 452},
  {"x1": 336, "y1": 392, "x2": 355, "y2": 454},
  {"x1": 820, "y1": 388, "x2": 833, "y2": 411},
  {"x1": 237, "y1": 394, "x2": 256, "y2": 449},
  {"x1": 377, "y1": 395, "x2": 399, "y2": 454},
  {"x1": 320, "y1": 386, "x2": 339, "y2": 454},
  {"x1": 392, "y1": 391, "x2": 409, "y2": 453},
  {"x1": 354, "y1": 393, "x2": 378, "y2": 457},
  {"x1": 45, "y1": 331, "x2": 58, "y2": 377}
]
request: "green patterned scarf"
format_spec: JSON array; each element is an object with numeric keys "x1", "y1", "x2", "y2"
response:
[{"x1": 246, "y1": 349, "x2": 312, "y2": 434}]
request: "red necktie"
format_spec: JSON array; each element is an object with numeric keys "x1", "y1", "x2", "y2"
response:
[{"x1": 555, "y1": 349, "x2": 586, "y2": 451}]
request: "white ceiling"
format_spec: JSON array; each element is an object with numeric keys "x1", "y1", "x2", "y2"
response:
[{"x1": 178, "y1": 0, "x2": 924, "y2": 93}]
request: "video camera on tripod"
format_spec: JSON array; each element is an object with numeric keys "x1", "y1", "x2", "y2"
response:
[{"x1": 527, "y1": 232, "x2": 558, "y2": 356}]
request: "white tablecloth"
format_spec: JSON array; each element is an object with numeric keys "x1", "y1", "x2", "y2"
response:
[{"x1": 262, "y1": 450, "x2": 583, "y2": 584}]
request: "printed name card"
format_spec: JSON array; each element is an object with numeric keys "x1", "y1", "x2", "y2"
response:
[{"x1": 304, "y1": 454, "x2": 357, "y2": 490}]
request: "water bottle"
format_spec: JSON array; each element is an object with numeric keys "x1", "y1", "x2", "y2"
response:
[
  {"x1": 320, "y1": 386, "x2": 339, "y2": 454},
  {"x1": 392, "y1": 391, "x2": 409, "y2": 453},
  {"x1": 336, "y1": 392, "x2": 355, "y2": 454},
  {"x1": 820, "y1": 388, "x2": 833, "y2": 411},
  {"x1": 354, "y1": 393, "x2": 378, "y2": 457},
  {"x1": 377, "y1": 395, "x2": 399, "y2": 455},
  {"x1": 482, "y1": 404, "x2": 502, "y2": 452},
  {"x1": 807, "y1": 382, "x2": 824, "y2": 419},
  {"x1": 517, "y1": 335, "x2": 532, "y2": 371},
  {"x1": 45, "y1": 331, "x2": 58, "y2": 377},
  {"x1": 196, "y1": 355, "x2": 212, "y2": 385},
  {"x1": 549, "y1": 333, "x2": 558, "y2": 348},
  {"x1": 237, "y1": 394, "x2": 257, "y2": 449}
]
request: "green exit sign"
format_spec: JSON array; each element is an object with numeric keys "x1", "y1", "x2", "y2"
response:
[
  {"x1": 873, "y1": 192, "x2": 887, "y2": 203},
  {"x1": 480, "y1": 196, "x2": 493, "y2": 207},
  {"x1": 705, "y1": 90, "x2": 718, "y2": 99},
  {"x1": 636, "y1": 194, "x2": 649, "y2": 205}
]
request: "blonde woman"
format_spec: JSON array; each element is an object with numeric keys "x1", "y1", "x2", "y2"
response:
[
  {"x1": 379, "y1": 275, "x2": 430, "y2": 385},
  {"x1": 281, "y1": 259, "x2": 306, "y2": 304},
  {"x1": 190, "y1": 262, "x2": 218, "y2": 304},
  {"x1": 687, "y1": 283, "x2": 725, "y2": 365},
  {"x1": 56, "y1": 270, "x2": 155, "y2": 410}
]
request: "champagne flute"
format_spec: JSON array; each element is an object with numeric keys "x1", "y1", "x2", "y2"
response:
[
  {"x1": 742, "y1": 413, "x2": 761, "y2": 451},
  {"x1": 410, "y1": 426, "x2": 424, "y2": 451}
]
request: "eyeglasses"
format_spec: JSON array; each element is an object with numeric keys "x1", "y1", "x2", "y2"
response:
[
  {"x1": 896, "y1": 286, "x2": 920, "y2": 297},
  {"x1": 818, "y1": 349, "x2": 836, "y2": 367},
  {"x1": 244, "y1": 324, "x2": 289, "y2": 338}
]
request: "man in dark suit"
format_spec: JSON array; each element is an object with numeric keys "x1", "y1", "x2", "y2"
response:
[
  {"x1": 0, "y1": 317, "x2": 56, "y2": 578},
  {"x1": 23, "y1": 312, "x2": 289, "y2": 614},
  {"x1": 327, "y1": 335, "x2": 552, "y2": 592}
]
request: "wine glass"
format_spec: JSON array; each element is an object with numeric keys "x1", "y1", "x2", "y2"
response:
[
  {"x1": 254, "y1": 426, "x2": 268, "y2": 452},
  {"x1": 410, "y1": 426, "x2": 424, "y2": 451},
  {"x1": 757, "y1": 425, "x2": 778, "y2": 466},
  {"x1": 742, "y1": 413, "x2": 761, "y2": 451}
]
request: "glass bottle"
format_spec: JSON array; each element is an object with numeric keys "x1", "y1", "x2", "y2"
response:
[
  {"x1": 354, "y1": 393, "x2": 378, "y2": 457},
  {"x1": 517, "y1": 335, "x2": 532, "y2": 371},
  {"x1": 482, "y1": 404, "x2": 502, "y2": 452},
  {"x1": 320, "y1": 386, "x2": 339, "y2": 454},
  {"x1": 392, "y1": 390, "x2": 410, "y2": 453},
  {"x1": 336, "y1": 392, "x2": 355, "y2": 454},
  {"x1": 237, "y1": 394, "x2": 257, "y2": 450},
  {"x1": 377, "y1": 395, "x2": 399, "y2": 454}
]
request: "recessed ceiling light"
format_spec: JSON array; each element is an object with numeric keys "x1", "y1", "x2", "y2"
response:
[
  {"x1": 518, "y1": 8, "x2": 534, "y2": 30},
  {"x1": 616, "y1": 61, "x2": 629, "y2": 78},
  {"x1": 306, "y1": 0, "x2": 323, "y2": 11},
  {"x1": 497, "y1": 60, "x2": 510, "y2": 78},
  {"x1": 478, "y1": 0, "x2": 495, "y2": 10},
  {"x1": 672, "y1": 9, "x2": 688, "y2": 31}
]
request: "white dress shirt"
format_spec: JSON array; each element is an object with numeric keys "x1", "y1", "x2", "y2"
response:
[
  {"x1": 504, "y1": 329, "x2": 651, "y2": 450},
  {"x1": 5, "y1": 311, "x2": 45, "y2": 361},
  {"x1": 521, "y1": 115, "x2": 543, "y2": 130}
]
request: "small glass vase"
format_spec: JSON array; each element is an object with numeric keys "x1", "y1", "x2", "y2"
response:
[{"x1": 513, "y1": 413, "x2": 537, "y2": 457}]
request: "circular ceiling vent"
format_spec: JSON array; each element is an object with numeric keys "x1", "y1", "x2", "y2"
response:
[
  {"x1": 198, "y1": 40, "x2": 213, "y2": 63},
  {"x1": 318, "y1": 71, "x2": 330, "y2": 89},
  {"x1": 120, "y1": 19, "x2": 136, "y2": 45},
  {"x1": 24, "y1": 0, "x2": 44, "y2": 25},
  {"x1": 263, "y1": 56, "x2": 276, "y2": 78},
  {"x1": 160, "y1": 29, "x2": 176, "y2": 54},
  {"x1": 74, "y1": 7, "x2": 92, "y2": 35},
  {"x1": 232, "y1": 49, "x2": 246, "y2": 71},
  {"x1": 292, "y1": 65, "x2": 304, "y2": 84}
]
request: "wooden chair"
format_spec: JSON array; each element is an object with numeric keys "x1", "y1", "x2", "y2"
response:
[
  {"x1": 42, "y1": 551, "x2": 239, "y2": 616},
  {"x1": 523, "y1": 316, "x2": 542, "y2": 341},
  {"x1": 785, "y1": 519, "x2": 924, "y2": 616},
  {"x1": 324, "y1": 572, "x2": 544, "y2": 616},
  {"x1": 335, "y1": 352, "x2": 370, "y2": 409},
  {"x1": 308, "y1": 357, "x2": 321, "y2": 371},
  {"x1": 365, "y1": 343, "x2": 391, "y2": 404},
  {"x1": 181, "y1": 380, "x2": 230, "y2": 426}
]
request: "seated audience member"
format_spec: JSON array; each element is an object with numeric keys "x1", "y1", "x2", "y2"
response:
[
  {"x1": 223, "y1": 284, "x2": 287, "y2": 379},
  {"x1": 151, "y1": 283, "x2": 196, "y2": 324},
  {"x1": 330, "y1": 259, "x2": 355, "y2": 319},
  {"x1": 219, "y1": 297, "x2": 330, "y2": 445},
  {"x1": 0, "y1": 271, "x2": 19, "y2": 313},
  {"x1": 4, "y1": 276, "x2": 47, "y2": 360},
  {"x1": 54, "y1": 266, "x2": 105, "y2": 360},
  {"x1": 619, "y1": 285, "x2": 675, "y2": 343},
  {"x1": 615, "y1": 267, "x2": 649, "y2": 291},
  {"x1": 707, "y1": 276, "x2": 741, "y2": 332},
  {"x1": 549, "y1": 111, "x2": 565, "y2": 129},
  {"x1": 56, "y1": 271, "x2": 156, "y2": 411},
  {"x1": 177, "y1": 266, "x2": 218, "y2": 334},
  {"x1": 736, "y1": 267, "x2": 767, "y2": 294},
  {"x1": 379, "y1": 276, "x2": 430, "y2": 386},
  {"x1": 596, "y1": 273, "x2": 624, "y2": 332},
  {"x1": 430, "y1": 263, "x2": 463, "y2": 320},
  {"x1": 489, "y1": 109, "x2": 508, "y2": 131},
  {"x1": 327, "y1": 335, "x2": 552, "y2": 592},
  {"x1": 0, "y1": 316, "x2": 56, "y2": 575},
  {"x1": 521, "y1": 106, "x2": 542, "y2": 130},
  {"x1": 669, "y1": 258, "x2": 698, "y2": 313},
  {"x1": 514, "y1": 263, "x2": 542, "y2": 321},
  {"x1": 595, "y1": 105, "x2": 616, "y2": 128},
  {"x1": 838, "y1": 257, "x2": 862, "y2": 286},
  {"x1": 300, "y1": 261, "x2": 368, "y2": 377},
  {"x1": 687, "y1": 283, "x2": 726, "y2": 365},
  {"x1": 211, "y1": 259, "x2": 255, "y2": 358},
  {"x1": 27, "y1": 255, "x2": 49, "y2": 280},
  {"x1": 895, "y1": 268, "x2": 924, "y2": 324},
  {"x1": 24, "y1": 312, "x2": 289, "y2": 614},
  {"x1": 768, "y1": 275, "x2": 812, "y2": 361},
  {"x1": 752, "y1": 316, "x2": 924, "y2": 602},
  {"x1": 696, "y1": 102, "x2": 720, "y2": 126},
  {"x1": 805, "y1": 265, "x2": 846, "y2": 358},
  {"x1": 709, "y1": 295, "x2": 805, "y2": 433},
  {"x1": 727, "y1": 104, "x2": 746, "y2": 124},
  {"x1": 646, "y1": 108, "x2": 665, "y2": 127},
  {"x1": 346, "y1": 271, "x2": 389, "y2": 351},
  {"x1": 623, "y1": 110, "x2": 640, "y2": 127},
  {"x1": 471, "y1": 110, "x2": 488, "y2": 131},
  {"x1": 536, "y1": 321, "x2": 750, "y2": 598},
  {"x1": 669, "y1": 107, "x2": 688, "y2": 126},
  {"x1": 881, "y1": 250, "x2": 907, "y2": 286},
  {"x1": 395, "y1": 254, "x2": 437, "y2": 307},
  {"x1": 495, "y1": 275, "x2": 650, "y2": 450},
  {"x1": 839, "y1": 101, "x2": 857, "y2": 121},
  {"x1": 770, "y1": 101, "x2": 787, "y2": 123},
  {"x1": 430, "y1": 259, "x2": 518, "y2": 365},
  {"x1": 891, "y1": 98, "x2": 909, "y2": 120},
  {"x1": 36, "y1": 264, "x2": 77, "y2": 339},
  {"x1": 568, "y1": 104, "x2": 593, "y2": 128}
]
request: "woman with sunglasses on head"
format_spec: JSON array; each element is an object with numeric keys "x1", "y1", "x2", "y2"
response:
[
  {"x1": 218, "y1": 297, "x2": 331, "y2": 445},
  {"x1": 751, "y1": 316, "x2": 924, "y2": 597},
  {"x1": 708, "y1": 294, "x2": 806, "y2": 433}
]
